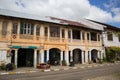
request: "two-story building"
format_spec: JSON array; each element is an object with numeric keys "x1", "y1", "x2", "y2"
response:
[{"x1": 0, "y1": 9, "x2": 104, "y2": 68}]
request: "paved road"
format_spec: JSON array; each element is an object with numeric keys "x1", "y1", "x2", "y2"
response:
[{"x1": 0, "y1": 63, "x2": 120, "y2": 80}]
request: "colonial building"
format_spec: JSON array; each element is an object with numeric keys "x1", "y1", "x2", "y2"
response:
[{"x1": 0, "y1": 9, "x2": 104, "y2": 68}]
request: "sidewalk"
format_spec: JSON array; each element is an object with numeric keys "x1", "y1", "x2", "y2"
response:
[{"x1": 0, "y1": 61, "x2": 120, "y2": 75}]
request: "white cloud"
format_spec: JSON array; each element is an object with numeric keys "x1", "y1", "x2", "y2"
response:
[
  {"x1": 0, "y1": 0, "x2": 119, "y2": 23},
  {"x1": 112, "y1": 8, "x2": 120, "y2": 22}
]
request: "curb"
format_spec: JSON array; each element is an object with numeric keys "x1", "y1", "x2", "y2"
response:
[
  {"x1": 0, "y1": 62, "x2": 119, "y2": 75},
  {"x1": 0, "y1": 70, "x2": 37, "y2": 75}
]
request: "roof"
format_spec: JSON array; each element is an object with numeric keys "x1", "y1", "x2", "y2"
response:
[
  {"x1": 79, "y1": 19, "x2": 105, "y2": 31},
  {"x1": 0, "y1": 8, "x2": 104, "y2": 31},
  {"x1": 88, "y1": 19, "x2": 120, "y2": 31}
]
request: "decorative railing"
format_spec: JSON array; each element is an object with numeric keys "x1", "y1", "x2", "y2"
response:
[
  {"x1": 49, "y1": 37, "x2": 60, "y2": 42},
  {"x1": 20, "y1": 34, "x2": 34, "y2": 40}
]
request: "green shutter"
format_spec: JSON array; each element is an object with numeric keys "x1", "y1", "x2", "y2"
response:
[
  {"x1": 31, "y1": 24, "x2": 34, "y2": 35},
  {"x1": 20, "y1": 22, "x2": 23, "y2": 34}
]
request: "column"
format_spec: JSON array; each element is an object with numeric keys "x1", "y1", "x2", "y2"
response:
[
  {"x1": 60, "y1": 51, "x2": 63, "y2": 65},
  {"x1": 46, "y1": 50, "x2": 49, "y2": 61},
  {"x1": 81, "y1": 31, "x2": 83, "y2": 40},
  {"x1": 70, "y1": 51, "x2": 73, "y2": 62},
  {"x1": 65, "y1": 50, "x2": 69, "y2": 65},
  {"x1": 82, "y1": 51, "x2": 84, "y2": 64},
  {"x1": 97, "y1": 51, "x2": 100, "y2": 59},
  {"x1": 34, "y1": 49, "x2": 37, "y2": 68},
  {"x1": 15, "y1": 49, "x2": 18, "y2": 68},
  {"x1": 40, "y1": 49, "x2": 44, "y2": 63},
  {"x1": 61, "y1": 51, "x2": 63, "y2": 61},
  {"x1": 85, "y1": 51, "x2": 88, "y2": 63},
  {"x1": 89, "y1": 51, "x2": 91, "y2": 61}
]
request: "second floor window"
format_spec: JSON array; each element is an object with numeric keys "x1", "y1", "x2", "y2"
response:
[
  {"x1": 50, "y1": 26, "x2": 60, "y2": 37},
  {"x1": 45, "y1": 27, "x2": 48, "y2": 36},
  {"x1": 2, "y1": 21, "x2": 8, "y2": 36},
  {"x1": 87, "y1": 33, "x2": 89, "y2": 40},
  {"x1": 107, "y1": 32, "x2": 113, "y2": 41},
  {"x1": 72, "y1": 30, "x2": 80, "y2": 39},
  {"x1": 118, "y1": 35, "x2": 120, "y2": 42},
  {"x1": 68, "y1": 30, "x2": 71, "y2": 39},
  {"x1": 36, "y1": 25, "x2": 40, "y2": 36},
  {"x1": 98, "y1": 35, "x2": 100, "y2": 41},
  {"x1": 91, "y1": 32, "x2": 97, "y2": 41},
  {"x1": 20, "y1": 22, "x2": 34, "y2": 35},
  {"x1": 12, "y1": 22, "x2": 18, "y2": 34},
  {"x1": 62, "y1": 29, "x2": 65, "y2": 38},
  {"x1": 82, "y1": 32, "x2": 85, "y2": 40}
]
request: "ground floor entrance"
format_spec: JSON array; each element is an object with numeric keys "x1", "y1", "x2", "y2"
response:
[
  {"x1": 73, "y1": 49, "x2": 82, "y2": 64},
  {"x1": 91, "y1": 49, "x2": 98, "y2": 63},
  {"x1": 18, "y1": 49, "x2": 34, "y2": 67},
  {"x1": 49, "y1": 48, "x2": 61, "y2": 65}
]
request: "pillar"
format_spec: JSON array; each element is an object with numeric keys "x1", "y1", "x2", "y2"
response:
[
  {"x1": 70, "y1": 51, "x2": 73, "y2": 62},
  {"x1": 15, "y1": 49, "x2": 18, "y2": 68},
  {"x1": 97, "y1": 51, "x2": 100, "y2": 59},
  {"x1": 46, "y1": 50, "x2": 49, "y2": 61},
  {"x1": 81, "y1": 31, "x2": 83, "y2": 40},
  {"x1": 61, "y1": 51, "x2": 63, "y2": 61},
  {"x1": 89, "y1": 51, "x2": 91, "y2": 61},
  {"x1": 65, "y1": 50, "x2": 69, "y2": 65},
  {"x1": 82, "y1": 51, "x2": 84, "y2": 64},
  {"x1": 40, "y1": 49, "x2": 44, "y2": 63},
  {"x1": 85, "y1": 51, "x2": 88, "y2": 63},
  {"x1": 34, "y1": 49, "x2": 37, "y2": 68}
]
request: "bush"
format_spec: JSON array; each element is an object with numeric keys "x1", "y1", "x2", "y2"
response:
[
  {"x1": 110, "y1": 59, "x2": 115, "y2": 63},
  {"x1": 62, "y1": 60, "x2": 67, "y2": 66},
  {"x1": 88, "y1": 60, "x2": 93, "y2": 64},
  {"x1": 102, "y1": 57, "x2": 107, "y2": 62},
  {"x1": 0, "y1": 63, "x2": 6, "y2": 70}
]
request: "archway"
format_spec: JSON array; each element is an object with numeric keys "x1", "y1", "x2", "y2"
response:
[
  {"x1": 73, "y1": 49, "x2": 82, "y2": 64},
  {"x1": 49, "y1": 48, "x2": 61, "y2": 65},
  {"x1": 91, "y1": 49, "x2": 98, "y2": 63}
]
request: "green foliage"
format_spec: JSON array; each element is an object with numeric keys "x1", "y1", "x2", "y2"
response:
[
  {"x1": 0, "y1": 63, "x2": 6, "y2": 70},
  {"x1": 106, "y1": 46, "x2": 120, "y2": 62},
  {"x1": 102, "y1": 57, "x2": 107, "y2": 62},
  {"x1": 88, "y1": 60, "x2": 93, "y2": 64},
  {"x1": 62, "y1": 60, "x2": 67, "y2": 66}
]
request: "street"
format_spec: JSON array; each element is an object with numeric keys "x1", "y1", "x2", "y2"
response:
[{"x1": 0, "y1": 63, "x2": 120, "y2": 80}]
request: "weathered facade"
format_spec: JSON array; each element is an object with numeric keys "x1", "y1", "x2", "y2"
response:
[{"x1": 0, "y1": 9, "x2": 105, "y2": 68}]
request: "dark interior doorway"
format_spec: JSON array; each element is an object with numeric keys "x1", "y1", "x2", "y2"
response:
[
  {"x1": 49, "y1": 48, "x2": 61, "y2": 65},
  {"x1": 18, "y1": 49, "x2": 34, "y2": 67},
  {"x1": 91, "y1": 49, "x2": 98, "y2": 63},
  {"x1": 11, "y1": 50, "x2": 15, "y2": 64},
  {"x1": 73, "y1": 49, "x2": 82, "y2": 64}
]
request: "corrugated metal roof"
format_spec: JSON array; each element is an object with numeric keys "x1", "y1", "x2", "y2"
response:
[{"x1": 0, "y1": 8, "x2": 104, "y2": 31}]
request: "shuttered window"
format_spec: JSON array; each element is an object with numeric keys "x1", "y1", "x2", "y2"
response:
[
  {"x1": 2, "y1": 21, "x2": 8, "y2": 37},
  {"x1": 20, "y1": 22, "x2": 34, "y2": 35}
]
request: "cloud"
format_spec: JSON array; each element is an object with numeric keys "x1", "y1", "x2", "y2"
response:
[{"x1": 0, "y1": 0, "x2": 119, "y2": 23}]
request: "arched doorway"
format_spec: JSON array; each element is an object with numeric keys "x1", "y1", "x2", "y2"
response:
[
  {"x1": 91, "y1": 49, "x2": 98, "y2": 63},
  {"x1": 49, "y1": 48, "x2": 61, "y2": 65},
  {"x1": 73, "y1": 49, "x2": 82, "y2": 64}
]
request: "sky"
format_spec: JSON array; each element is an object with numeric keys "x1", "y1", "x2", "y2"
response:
[{"x1": 0, "y1": 0, "x2": 120, "y2": 27}]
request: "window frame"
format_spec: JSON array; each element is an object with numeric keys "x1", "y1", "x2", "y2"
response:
[
  {"x1": 20, "y1": 22, "x2": 34, "y2": 35},
  {"x1": 2, "y1": 21, "x2": 8, "y2": 37},
  {"x1": 12, "y1": 22, "x2": 18, "y2": 34},
  {"x1": 107, "y1": 32, "x2": 113, "y2": 41}
]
